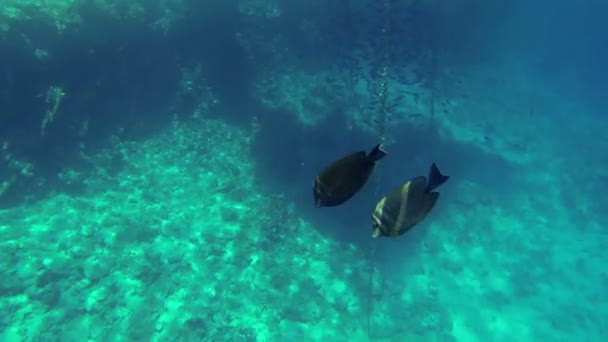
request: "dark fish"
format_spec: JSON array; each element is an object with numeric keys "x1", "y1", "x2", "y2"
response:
[
  {"x1": 314, "y1": 143, "x2": 387, "y2": 208},
  {"x1": 371, "y1": 163, "x2": 449, "y2": 238}
]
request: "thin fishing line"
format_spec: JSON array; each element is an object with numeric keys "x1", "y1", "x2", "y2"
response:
[{"x1": 368, "y1": 0, "x2": 391, "y2": 338}]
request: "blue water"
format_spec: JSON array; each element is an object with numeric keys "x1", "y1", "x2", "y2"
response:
[{"x1": 1, "y1": 1, "x2": 606, "y2": 340}]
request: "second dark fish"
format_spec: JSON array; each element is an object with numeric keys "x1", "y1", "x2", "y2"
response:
[
  {"x1": 313, "y1": 143, "x2": 387, "y2": 207},
  {"x1": 371, "y1": 163, "x2": 449, "y2": 238}
]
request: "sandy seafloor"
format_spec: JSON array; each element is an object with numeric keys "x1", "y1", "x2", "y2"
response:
[{"x1": 1, "y1": 54, "x2": 607, "y2": 341}]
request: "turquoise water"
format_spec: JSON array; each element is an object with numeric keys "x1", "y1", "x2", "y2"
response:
[{"x1": 1, "y1": 1, "x2": 606, "y2": 341}]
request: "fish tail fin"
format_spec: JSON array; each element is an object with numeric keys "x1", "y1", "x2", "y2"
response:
[
  {"x1": 425, "y1": 163, "x2": 449, "y2": 193},
  {"x1": 367, "y1": 143, "x2": 388, "y2": 162}
]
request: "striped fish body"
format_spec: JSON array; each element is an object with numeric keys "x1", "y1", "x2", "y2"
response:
[{"x1": 372, "y1": 176, "x2": 439, "y2": 238}]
